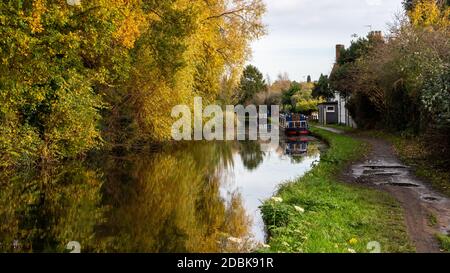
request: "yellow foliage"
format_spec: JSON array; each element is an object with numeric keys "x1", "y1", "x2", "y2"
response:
[
  {"x1": 113, "y1": 14, "x2": 146, "y2": 48},
  {"x1": 30, "y1": 0, "x2": 47, "y2": 33},
  {"x1": 409, "y1": 0, "x2": 450, "y2": 28},
  {"x1": 122, "y1": 0, "x2": 266, "y2": 142},
  {"x1": 1, "y1": 0, "x2": 266, "y2": 165},
  {"x1": 111, "y1": 0, "x2": 148, "y2": 49}
]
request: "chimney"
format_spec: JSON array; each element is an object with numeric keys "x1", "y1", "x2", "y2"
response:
[
  {"x1": 336, "y1": 44, "x2": 345, "y2": 63},
  {"x1": 369, "y1": 31, "x2": 383, "y2": 40}
]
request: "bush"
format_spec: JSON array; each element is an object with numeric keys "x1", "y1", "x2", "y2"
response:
[{"x1": 260, "y1": 201, "x2": 293, "y2": 228}]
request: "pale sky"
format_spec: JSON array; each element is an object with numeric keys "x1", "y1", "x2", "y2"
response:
[{"x1": 250, "y1": 0, "x2": 404, "y2": 82}]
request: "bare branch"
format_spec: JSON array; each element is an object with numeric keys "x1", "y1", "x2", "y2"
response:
[{"x1": 205, "y1": 8, "x2": 246, "y2": 20}]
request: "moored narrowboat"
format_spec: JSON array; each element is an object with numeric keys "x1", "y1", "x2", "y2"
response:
[{"x1": 280, "y1": 113, "x2": 310, "y2": 136}]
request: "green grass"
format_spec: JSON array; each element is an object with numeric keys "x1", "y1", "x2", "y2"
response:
[
  {"x1": 428, "y1": 213, "x2": 438, "y2": 227},
  {"x1": 437, "y1": 234, "x2": 450, "y2": 252},
  {"x1": 309, "y1": 121, "x2": 356, "y2": 133},
  {"x1": 259, "y1": 127, "x2": 414, "y2": 253}
]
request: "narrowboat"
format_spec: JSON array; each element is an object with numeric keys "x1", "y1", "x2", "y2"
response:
[{"x1": 280, "y1": 113, "x2": 310, "y2": 136}]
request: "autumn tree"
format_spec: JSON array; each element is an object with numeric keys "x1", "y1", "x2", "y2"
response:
[
  {"x1": 113, "y1": 0, "x2": 267, "y2": 144},
  {"x1": 0, "y1": 0, "x2": 267, "y2": 168},
  {"x1": 0, "y1": 0, "x2": 144, "y2": 167},
  {"x1": 403, "y1": 0, "x2": 450, "y2": 11},
  {"x1": 407, "y1": 0, "x2": 450, "y2": 28}
]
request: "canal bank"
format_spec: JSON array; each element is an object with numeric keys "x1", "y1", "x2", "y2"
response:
[{"x1": 260, "y1": 126, "x2": 414, "y2": 253}]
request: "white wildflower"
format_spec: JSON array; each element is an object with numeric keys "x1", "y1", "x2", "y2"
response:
[
  {"x1": 347, "y1": 248, "x2": 356, "y2": 253},
  {"x1": 294, "y1": 206, "x2": 305, "y2": 213}
]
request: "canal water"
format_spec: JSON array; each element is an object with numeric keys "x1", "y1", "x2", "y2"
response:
[{"x1": 0, "y1": 136, "x2": 325, "y2": 253}]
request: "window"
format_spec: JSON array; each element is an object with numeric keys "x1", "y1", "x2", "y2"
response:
[{"x1": 326, "y1": 106, "x2": 335, "y2": 112}]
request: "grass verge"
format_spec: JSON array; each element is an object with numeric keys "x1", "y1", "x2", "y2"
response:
[{"x1": 259, "y1": 127, "x2": 414, "y2": 253}]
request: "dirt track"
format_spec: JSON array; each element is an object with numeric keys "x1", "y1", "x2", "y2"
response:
[{"x1": 318, "y1": 126, "x2": 450, "y2": 253}]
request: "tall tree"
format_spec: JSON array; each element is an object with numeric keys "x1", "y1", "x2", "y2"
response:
[
  {"x1": 282, "y1": 82, "x2": 301, "y2": 105},
  {"x1": 407, "y1": 0, "x2": 450, "y2": 27},
  {"x1": 236, "y1": 65, "x2": 267, "y2": 104},
  {"x1": 403, "y1": 0, "x2": 450, "y2": 11},
  {"x1": 0, "y1": 0, "x2": 267, "y2": 168},
  {"x1": 312, "y1": 74, "x2": 333, "y2": 99}
]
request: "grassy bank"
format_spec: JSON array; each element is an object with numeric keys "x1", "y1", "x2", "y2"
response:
[{"x1": 259, "y1": 127, "x2": 414, "y2": 253}]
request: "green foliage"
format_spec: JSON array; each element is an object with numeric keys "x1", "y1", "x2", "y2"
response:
[
  {"x1": 329, "y1": 34, "x2": 383, "y2": 97},
  {"x1": 295, "y1": 98, "x2": 322, "y2": 114},
  {"x1": 260, "y1": 201, "x2": 294, "y2": 227},
  {"x1": 236, "y1": 65, "x2": 267, "y2": 105},
  {"x1": 279, "y1": 81, "x2": 322, "y2": 114},
  {"x1": 336, "y1": 34, "x2": 383, "y2": 66},
  {"x1": 421, "y1": 64, "x2": 450, "y2": 129},
  {"x1": 282, "y1": 81, "x2": 301, "y2": 107},
  {"x1": 437, "y1": 234, "x2": 450, "y2": 252},
  {"x1": 312, "y1": 74, "x2": 333, "y2": 99},
  {"x1": 346, "y1": 92, "x2": 380, "y2": 129}
]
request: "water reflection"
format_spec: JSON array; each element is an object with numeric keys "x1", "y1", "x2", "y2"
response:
[
  {"x1": 239, "y1": 141, "x2": 265, "y2": 171},
  {"x1": 221, "y1": 137, "x2": 323, "y2": 242},
  {"x1": 0, "y1": 137, "x2": 324, "y2": 253},
  {"x1": 0, "y1": 164, "x2": 106, "y2": 252}
]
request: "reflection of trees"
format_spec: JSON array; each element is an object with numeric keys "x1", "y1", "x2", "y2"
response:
[
  {"x1": 238, "y1": 141, "x2": 265, "y2": 171},
  {"x1": 0, "y1": 164, "x2": 106, "y2": 252},
  {"x1": 278, "y1": 137, "x2": 321, "y2": 164},
  {"x1": 0, "y1": 141, "x2": 252, "y2": 253},
  {"x1": 288, "y1": 143, "x2": 320, "y2": 164},
  {"x1": 97, "y1": 141, "x2": 252, "y2": 253}
]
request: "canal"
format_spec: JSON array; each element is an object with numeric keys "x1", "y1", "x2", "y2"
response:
[{"x1": 0, "y1": 136, "x2": 326, "y2": 252}]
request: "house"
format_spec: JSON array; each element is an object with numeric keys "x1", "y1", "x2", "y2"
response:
[
  {"x1": 317, "y1": 44, "x2": 358, "y2": 128},
  {"x1": 318, "y1": 90, "x2": 357, "y2": 127},
  {"x1": 318, "y1": 101, "x2": 338, "y2": 124}
]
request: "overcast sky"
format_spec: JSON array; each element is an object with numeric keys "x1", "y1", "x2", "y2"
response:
[{"x1": 249, "y1": 0, "x2": 404, "y2": 82}]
